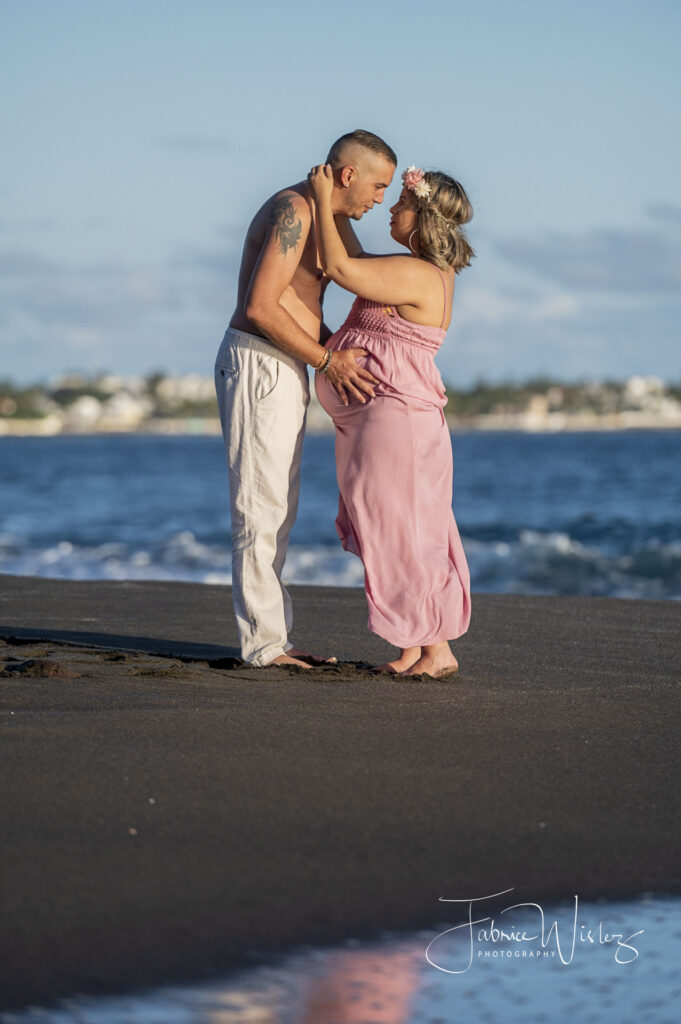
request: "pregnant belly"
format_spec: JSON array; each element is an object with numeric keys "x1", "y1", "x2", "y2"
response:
[
  {"x1": 314, "y1": 368, "x2": 346, "y2": 419},
  {"x1": 314, "y1": 330, "x2": 375, "y2": 418},
  {"x1": 315, "y1": 353, "x2": 445, "y2": 423}
]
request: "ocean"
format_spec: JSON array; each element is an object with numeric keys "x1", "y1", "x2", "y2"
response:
[{"x1": 1, "y1": 429, "x2": 680, "y2": 599}]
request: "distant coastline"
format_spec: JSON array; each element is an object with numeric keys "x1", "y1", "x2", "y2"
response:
[{"x1": 2, "y1": 371, "x2": 681, "y2": 436}]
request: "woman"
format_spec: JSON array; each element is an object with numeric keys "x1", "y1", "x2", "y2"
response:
[{"x1": 309, "y1": 163, "x2": 475, "y2": 678}]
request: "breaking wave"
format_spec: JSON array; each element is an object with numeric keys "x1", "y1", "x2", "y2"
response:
[{"x1": 1, "y1": 527, "x2": 679, "y2": 599}]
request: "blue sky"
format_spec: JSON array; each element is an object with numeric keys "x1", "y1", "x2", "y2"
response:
[{"x1": 2, "y1": 0, "x2": 680, "y2": 387}]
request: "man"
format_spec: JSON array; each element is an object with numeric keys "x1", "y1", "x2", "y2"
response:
[{"x1": 214, "y1": 129, "x2": 397, "y2": 668}]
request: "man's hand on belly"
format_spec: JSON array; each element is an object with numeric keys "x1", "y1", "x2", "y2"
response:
[{"x1": 324, "y1": 349, "x2": 379, "y2": 406}]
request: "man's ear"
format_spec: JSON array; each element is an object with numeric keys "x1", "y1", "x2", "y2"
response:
[{"x1": 340, "y1": 165, "x2": 355, "y2": 188}]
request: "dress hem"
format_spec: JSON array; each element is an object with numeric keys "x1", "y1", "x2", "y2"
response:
[{"x1": 369, "y1": 622, "x2": 471, "y2": 649}]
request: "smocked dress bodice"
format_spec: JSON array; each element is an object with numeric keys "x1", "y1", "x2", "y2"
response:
[{"x1": 323, "y1": 296, "x2": 448, "y2": 409}]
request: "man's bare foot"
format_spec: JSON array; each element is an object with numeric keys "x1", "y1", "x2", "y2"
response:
[
  {"x1": 267, "y1": 653, "x2": 313, "y2": 669},
  {"x1": 402, "y1": 643, "x2": 458, "y2": 678},
  {"x1": 287, "y1": 647, "x2": 338, "y2": 665},
  {"x1": 371, "y1": 646, "x2": 421, "y2": 674}
]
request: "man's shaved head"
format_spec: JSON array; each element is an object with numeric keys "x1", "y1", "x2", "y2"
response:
[{"x1": 326, "y1": 129, "x2": 397, "y2": 169}]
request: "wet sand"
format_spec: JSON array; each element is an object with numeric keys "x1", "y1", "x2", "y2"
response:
[{"x1": 0, "y1": 573, "x2": 679, "y2": 1012}]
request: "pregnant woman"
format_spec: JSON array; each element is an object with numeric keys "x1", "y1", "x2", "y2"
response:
[{"x1": 310, "y1": 162, "x2": 475, "y2": 678}]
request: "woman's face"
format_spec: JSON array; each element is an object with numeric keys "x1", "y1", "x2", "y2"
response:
[{"x1": 389, "y1": 188, "x2": 419, "y2": 248}]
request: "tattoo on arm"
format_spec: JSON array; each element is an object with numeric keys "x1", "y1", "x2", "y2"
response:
[{"x1": 269, "y1": 196, "x2": 303, "y2": 256}]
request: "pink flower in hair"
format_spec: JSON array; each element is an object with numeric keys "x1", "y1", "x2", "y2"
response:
[{"x1": 401, "y1": 165, "x2": 431, "y2": 199}]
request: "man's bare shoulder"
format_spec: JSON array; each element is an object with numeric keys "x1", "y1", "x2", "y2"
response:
[
  {"x1": 243, "y1": 185, "x2": 310, "y2": 255},
  {"x1": 253, "y1": 184, "x2": 310, "y2": 222},
  {"x1": 238, "y1": 186, "x2": 312, "y2": 267},
  {"x1": 264, "y1": 186, "x2": 312, "y2": 256},
  {"x1": 270, "y1": 184, "x2": 312, "y2": 220}
]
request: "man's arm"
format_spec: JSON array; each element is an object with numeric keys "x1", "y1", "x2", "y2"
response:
[
  {"x1": 245, "y1": 193, "x2": 327, "y2": 366},
  {"x1": 246, "y1": 192, "x2": 379, "y2": 405}
]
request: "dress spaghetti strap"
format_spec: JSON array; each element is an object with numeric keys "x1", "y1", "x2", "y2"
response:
[{"x1": 437, "y1": 267, "x2": 448, "y2": 328}]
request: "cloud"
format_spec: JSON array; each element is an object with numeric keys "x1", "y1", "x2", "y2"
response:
[
  {"x1": 495, "y1": 226, "x2": 681, "y2": 294},
  {"x1": 1, "y1": 252, "x2": 185, "y2": 328},
  {"x1": 437, "y1": 282, "x2": 681, "y2": 387},
  {"x1": 171, "y1": 244, "x2": 240, "y2": 277},
  {"x1": 216, "y1": 222, "x2": 251, "y2": 241},
  {"x1": 452, "y1": 286, "x2": 578, "y2": 327},
  {"x1": 0, "y1": 215, "x2": 56, "y2": 234},
  {"x1": 0, "y1": 250, "x2": 59, "y2": 276},
  {"x1": 157, "y1": 134, "x2": 235, "y2": 153},
  {"x1": 0, "y1": 240, "x2": 242, "y2": 383},
  {"x1": 646, "y1": 202, "x2": 681, "y2": 225}
]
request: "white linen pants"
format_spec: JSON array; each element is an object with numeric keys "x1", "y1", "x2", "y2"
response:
[{"x1": 214, "y1": 327, "x2": 310, "y2": 666}]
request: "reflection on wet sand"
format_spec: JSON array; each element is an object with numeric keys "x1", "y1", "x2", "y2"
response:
[
  {"x1": 4, "y1": 896, "x2": 678, "y2": 1023},
  {"x1": 300, "y1": 946, "x2": 421, "y2": 1024},
  {"x1": 198, "y1": 945, "x2": 422, "y2": 1023}
]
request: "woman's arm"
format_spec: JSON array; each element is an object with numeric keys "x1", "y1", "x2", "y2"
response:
[{"x1": 309, "y1": 164, "x2": 428, "y2": 307}]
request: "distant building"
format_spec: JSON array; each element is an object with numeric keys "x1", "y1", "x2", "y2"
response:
[{"x1": 63, "y1": 395, "x2": 102, "y2": 430}]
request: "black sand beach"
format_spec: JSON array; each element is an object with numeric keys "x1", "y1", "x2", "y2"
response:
[{"x1": 0, "y1": 573, "x2": 679, "y2": 1012}]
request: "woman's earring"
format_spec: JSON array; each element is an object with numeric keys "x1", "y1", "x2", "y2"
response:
[{"x1": 408, "y1": 229, "x2": 419, "y2": 254}]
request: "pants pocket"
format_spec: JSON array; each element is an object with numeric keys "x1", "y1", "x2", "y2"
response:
[{"x1": 254, "y1": 352, "x2": 280, "y2": 401}]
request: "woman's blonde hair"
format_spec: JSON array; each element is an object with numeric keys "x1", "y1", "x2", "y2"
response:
[{"x1": 414, "y1": 171, "x2": 475, "y2": 273}]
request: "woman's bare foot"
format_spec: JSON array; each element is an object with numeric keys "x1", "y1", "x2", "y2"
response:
[
  {"x1": 402, "y1": 642, "x2": 458, "y2": 678},
  {"x1": 287, "y1": 647, "x2": 338, "y2": 665},
  {"x1": 371, "y1": 646, "x2": 421, "y2": 674}
]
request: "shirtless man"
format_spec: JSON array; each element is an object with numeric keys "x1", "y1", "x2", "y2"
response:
[{"x1": 214, "y1": 129, "x2": 397, "y2": 668}]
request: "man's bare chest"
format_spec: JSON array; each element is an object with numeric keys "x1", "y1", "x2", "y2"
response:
[{"x1": 293, "y1": 242, "x2": 330, "y2": 294}]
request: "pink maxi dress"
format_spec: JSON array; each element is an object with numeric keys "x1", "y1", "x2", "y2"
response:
[{"x1": 315, "y1": 271, "x2": 472, "y2": 649}]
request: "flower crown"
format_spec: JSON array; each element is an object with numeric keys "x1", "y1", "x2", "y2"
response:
[
  {"x1": 401, "y1": 165, "x2": 431, "y2": 199},
  {"x1": 401, "y1": 165, "x2": 460, "y2": 229}
]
